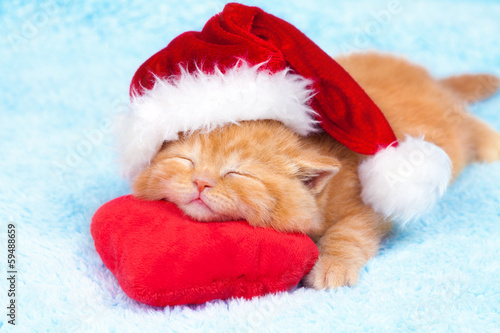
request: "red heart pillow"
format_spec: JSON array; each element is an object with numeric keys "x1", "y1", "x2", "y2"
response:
[{"x1": 91, "y1": 195, "x2": 319, "y2": 307}]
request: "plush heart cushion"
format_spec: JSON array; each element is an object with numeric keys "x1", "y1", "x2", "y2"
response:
[{"x1": 91, "y1": 195, "x2": 319, "y2": 307}]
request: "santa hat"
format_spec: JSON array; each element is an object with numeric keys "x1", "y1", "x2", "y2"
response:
[{"x1": 117, "y1": 3, "x2": 451, "y2": 223}]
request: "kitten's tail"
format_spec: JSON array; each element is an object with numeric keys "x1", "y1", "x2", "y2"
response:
[{"x1": 440, "y1": 73, "x2": 500, "y2": 104}]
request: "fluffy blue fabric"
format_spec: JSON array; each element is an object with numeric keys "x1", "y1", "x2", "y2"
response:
[{"x1": 1, "y1": 0, "x2": 499, "y2": 331}]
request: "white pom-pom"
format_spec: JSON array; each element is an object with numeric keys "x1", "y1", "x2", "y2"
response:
[{"x1": 358, "y1": 136, "x2": 452, "y2": 225}]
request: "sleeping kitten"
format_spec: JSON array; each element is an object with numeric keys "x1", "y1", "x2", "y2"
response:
[{"x1": 132, "y1": 53, "x2": 500, "y2": 289}]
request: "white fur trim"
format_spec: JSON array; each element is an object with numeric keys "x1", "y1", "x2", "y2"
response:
[
  {"x1": 358, "y1": 136, "x2": 452, "y2": 225},
  {"x1": 116, "y1": 62, "x2": 318, "y2": 178}
]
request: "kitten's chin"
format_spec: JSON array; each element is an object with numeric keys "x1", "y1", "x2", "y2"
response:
[{"x1": 179, "y1": 200, "x2": 235, "y2": 222}]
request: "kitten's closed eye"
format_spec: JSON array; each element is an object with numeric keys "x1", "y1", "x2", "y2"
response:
[
  {"x1": 170, "y1": 156, "x2": 194, "y2": 167},
  {"x1": 132, "y1": 155, "x2": 195, "y2": 201},
  {"x1": 223, "y1": 170, "x2": 252, "y2": 178}
]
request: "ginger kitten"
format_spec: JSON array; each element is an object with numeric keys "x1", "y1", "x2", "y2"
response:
[{"x1": 133, "y1": 53, "x2": 500, "y2": 289}]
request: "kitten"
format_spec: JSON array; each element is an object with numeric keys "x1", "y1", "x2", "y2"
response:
[{"x1": 133, "y1": 53, "x2": 500, "y2": 289}]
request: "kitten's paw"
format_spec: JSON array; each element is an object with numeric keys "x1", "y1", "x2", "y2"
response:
[{"x1": 304, "y1": 254, "x2": 360, "y2": 290}]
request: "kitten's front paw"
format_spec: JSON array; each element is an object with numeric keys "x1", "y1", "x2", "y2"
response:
[{"x1": 304, "y1": 254, "x2": 360, "y2": 290}]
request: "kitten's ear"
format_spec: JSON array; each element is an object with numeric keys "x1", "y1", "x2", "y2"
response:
[{"x1": 296, "y1": 156, "x2": 341, "y2": 195}]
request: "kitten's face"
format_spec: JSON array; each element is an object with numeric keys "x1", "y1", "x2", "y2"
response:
[{"x1": 133, "y1": 120, "x2": 340, "y2": 234}]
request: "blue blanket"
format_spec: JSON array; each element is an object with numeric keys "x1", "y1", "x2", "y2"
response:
[{"x1": 1, "y1": 0, "x2": 499, "y2": 331}]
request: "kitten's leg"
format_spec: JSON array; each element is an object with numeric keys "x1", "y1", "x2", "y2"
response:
[
  {"x1": 464, "y1": 115, "x2": 500, "y2": 163},
  {"x1": 304, "y1": 209, "x2": 390, "y2": 289},
  {"x1": 439, "y1": 73, "x2": 500, "y2": 164},
  {"x1": 440, "y1": 74, "x2": 500, "y2": 104}
]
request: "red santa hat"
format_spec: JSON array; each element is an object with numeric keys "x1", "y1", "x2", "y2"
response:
[{"x1": 117, "y1": 3, "x2": 451, "y2": 223}]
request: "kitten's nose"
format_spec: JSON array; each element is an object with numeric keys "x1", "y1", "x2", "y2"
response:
[{"x1": 194, "y1": 179, "x2": 212, "y2": 193}]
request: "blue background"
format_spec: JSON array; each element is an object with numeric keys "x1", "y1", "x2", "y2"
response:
[{"x1": 1, "y1": 0, "x2": 499, "y2": 331}]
